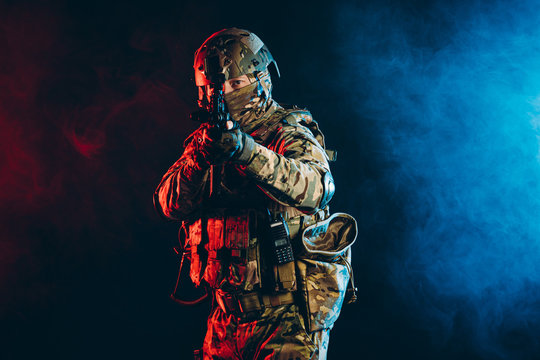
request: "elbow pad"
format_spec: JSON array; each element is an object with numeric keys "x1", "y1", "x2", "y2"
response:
[{"x1": 319, "y1": 171, "x2": 335, "y2": 209}]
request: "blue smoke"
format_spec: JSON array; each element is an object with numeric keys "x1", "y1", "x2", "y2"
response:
[{"x1": 336, "y1": 0, "x2": 540, "y2": 358}]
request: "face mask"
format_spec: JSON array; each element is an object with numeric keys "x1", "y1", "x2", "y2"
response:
[{"x1": 224, "y1": 71, "x2": 274, "y2": 133}]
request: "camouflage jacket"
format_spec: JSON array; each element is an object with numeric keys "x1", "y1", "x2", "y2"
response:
[
  {"x1": 154, "y1": 104, "x2": 334, "y2": 221},
  {"x1": 154, "y1": 105, "x2": 354, "y2": 334}
]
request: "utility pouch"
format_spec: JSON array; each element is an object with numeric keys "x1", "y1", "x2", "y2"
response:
[
  {"x1": 203, "y1": 217, "x2": 225, "y2": 288},
  {"x1": 186, "y1": 219, "x2": 204, "y2": 287},
  {"x1": 225, "y1": 211, "x2": 261, "y2": 291},
  {"x1": 296, "y1": 212, "x2": 357, "y2": 332},
  {"x1": 272, "y1": 261, "x2": 297, "y2": 292}
]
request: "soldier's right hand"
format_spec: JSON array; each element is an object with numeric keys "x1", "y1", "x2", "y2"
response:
[{"x1": 195, "y1": 124, "x2": 243, "y2": 165}]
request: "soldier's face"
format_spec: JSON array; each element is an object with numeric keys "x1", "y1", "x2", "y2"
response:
[
  {"x1": 223, "y1": 75, "x2": 252, "y2": 94},
  {"x1": 199, "y1": 74, "x2": 253, "y2": 107}
]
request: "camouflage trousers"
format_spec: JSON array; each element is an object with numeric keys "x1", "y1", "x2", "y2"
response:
[{"x1": 203, "y1": 303, "x2": 330, "y2": 360}]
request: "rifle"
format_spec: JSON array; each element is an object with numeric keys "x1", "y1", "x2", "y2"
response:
[
  {"x1": 190, "y1": 53, "x2": 232, "y2": 130},
  {"x1": 190, "y1": 54, "x2": 236, "y2": 198},
  {"x1": 170, "y1": 59, "x2": 233, "y2": 307}
]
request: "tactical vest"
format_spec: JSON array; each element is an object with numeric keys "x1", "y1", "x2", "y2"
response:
[
  {"x1": 181, "y1": 106, "x2": 357, "y2": 331},
  {"x1": 179, "y1": 107, "x2": 326, "y2": 291}
]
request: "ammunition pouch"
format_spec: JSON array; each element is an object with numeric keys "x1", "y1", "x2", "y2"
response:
[
  {"x1": 181, "y1": 208, "x2": 299, "y2": 293},
  {"x1": 181, "y1": 210, "x2": 261, "y2": 292},
  {"x1": 295, "y1": 212, "x2": 357, "y2": 332}
]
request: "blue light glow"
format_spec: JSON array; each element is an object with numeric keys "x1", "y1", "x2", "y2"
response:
[{"x1": 336, "y1": 0, "x2": 540, "y2": 357}]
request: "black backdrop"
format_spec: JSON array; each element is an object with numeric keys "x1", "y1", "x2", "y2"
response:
[{"x1": 0, "y1": 0, "x2": 467, "y2": 359}]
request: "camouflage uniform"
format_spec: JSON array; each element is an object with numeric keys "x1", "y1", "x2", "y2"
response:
[
  {"x1": 155, "y1": 28, "x2": 354, "y2": 360},
  {"x1": 155, "y1": 102, "x2": 331, "y2": 220},
  {"x1": 203, "y1": 304, "x2": 330, "y2": 360}
]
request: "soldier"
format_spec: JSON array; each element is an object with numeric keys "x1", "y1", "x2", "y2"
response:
[{"x1": 154, "y1": 28, "x2": 356, "y2": 360}]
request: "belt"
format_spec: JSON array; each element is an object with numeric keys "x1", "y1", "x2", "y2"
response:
[{"x1": 215, "y1": 290, "x2": 295, "y2": 315}]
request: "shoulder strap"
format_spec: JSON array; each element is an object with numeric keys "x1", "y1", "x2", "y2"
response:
[
  {"x1": 250, "y1": 105, "x2": 337, "y2": 161},
  {"x1": 281, "y1": 106, "x2": 338, "y2": 162}
]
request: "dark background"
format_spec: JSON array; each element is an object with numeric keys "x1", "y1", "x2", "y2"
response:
[{"x1": 3, "y1": 0, "x2": 540, "y2": 359}]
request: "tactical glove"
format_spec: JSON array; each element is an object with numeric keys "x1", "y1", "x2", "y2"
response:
[{"x1": 197, "y1": 123, "x2": 255, "y2": 165}]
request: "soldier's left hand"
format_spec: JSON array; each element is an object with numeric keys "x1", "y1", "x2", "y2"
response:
[{"x1": 198, "y1": 123, "x2": 249, "y2": 165}]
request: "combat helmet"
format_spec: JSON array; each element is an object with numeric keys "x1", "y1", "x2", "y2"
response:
[{"x1": 193, "y1": 28, "x2": 279, "y2": 86}]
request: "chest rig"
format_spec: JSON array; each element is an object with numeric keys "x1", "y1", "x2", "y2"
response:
[{"x1": 180, "y1": 106, "x2": 332, "y2": 296}]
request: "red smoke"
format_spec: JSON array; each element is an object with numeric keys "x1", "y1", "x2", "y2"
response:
[{"x1": 0, "y1": 4, "x2": 65, "y2": 213}]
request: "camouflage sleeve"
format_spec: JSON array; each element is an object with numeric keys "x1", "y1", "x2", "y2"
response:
[
  {"x1": 154, "y1": 128, "x2": 210, "y2": 221},
  {"x1": 239, "y1": 121, "x2": 334, "y2": 213}
]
